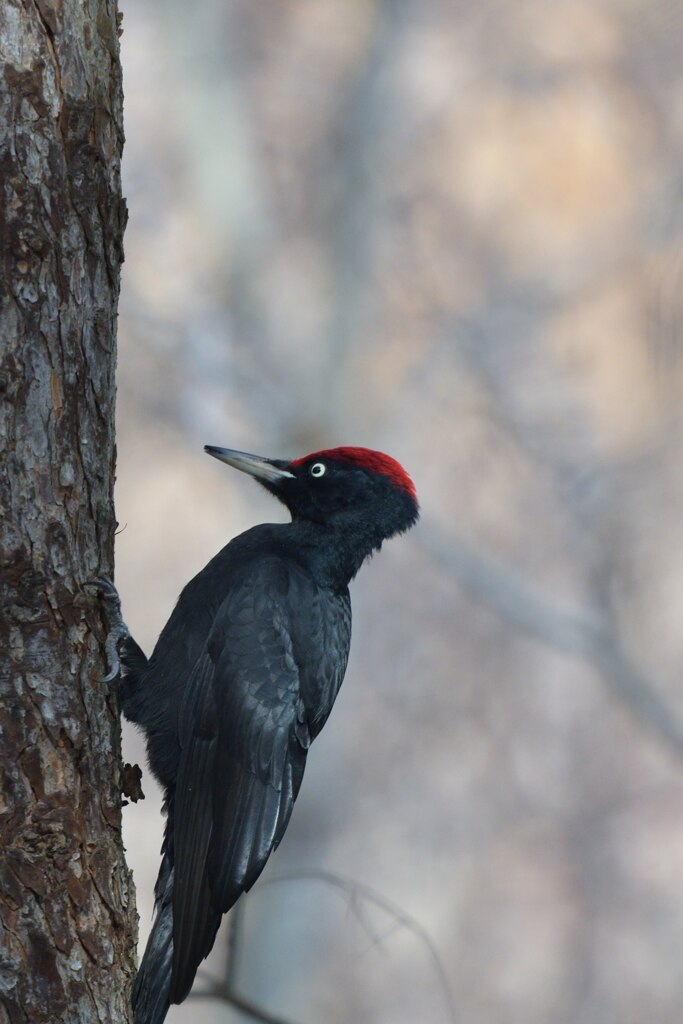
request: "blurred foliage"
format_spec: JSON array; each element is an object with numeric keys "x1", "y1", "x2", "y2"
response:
[{"x1": 116, "y1": 2, "x2": 683, "y2": 1022}]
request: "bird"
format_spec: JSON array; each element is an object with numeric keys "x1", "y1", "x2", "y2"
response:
[{"x1": 91, "y1": 444, "x2": 418, "y2": 1024}]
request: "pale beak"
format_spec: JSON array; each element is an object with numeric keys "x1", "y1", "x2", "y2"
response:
[{"x1": 204, "y1": 446, "x2": 294, "y2": 484}]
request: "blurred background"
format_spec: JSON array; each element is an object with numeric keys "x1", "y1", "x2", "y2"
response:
[{"x1": 115, "y1": 2, "x2": 683, "y2": 1022}]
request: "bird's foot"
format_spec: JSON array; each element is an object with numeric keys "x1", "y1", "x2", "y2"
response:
[{"x1": 84, "y1": 576, "x2": 130, "y2": 683}]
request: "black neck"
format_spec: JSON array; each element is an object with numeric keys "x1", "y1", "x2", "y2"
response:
[{"x1": 276, "y1": 518, "x2": 382, "y2": 591}]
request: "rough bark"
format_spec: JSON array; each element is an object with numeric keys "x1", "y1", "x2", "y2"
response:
[{"x1": 0, "y1": 2, "x2": 135, "y2": 1022}]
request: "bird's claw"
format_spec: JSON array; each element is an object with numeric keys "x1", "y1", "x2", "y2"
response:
[
  {"x1": 85, "y1": 575, "x2": 122, "y2": 608},
  {"x1": 84, "y1": 576, "x2": 130, "y2": 683}
]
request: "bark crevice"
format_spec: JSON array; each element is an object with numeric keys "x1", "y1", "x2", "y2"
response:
[{"x1": 0, "y1": 1, "x2": 135, "y2": 1021}]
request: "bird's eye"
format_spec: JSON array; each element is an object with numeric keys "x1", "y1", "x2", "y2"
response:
[{"x1": 310, "y1": 462, "x2": 326, "y2": 478}]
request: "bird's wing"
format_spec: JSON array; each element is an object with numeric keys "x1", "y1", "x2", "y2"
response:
[
  {"x1": 170, "y1": 653, "x2": 221, "y2": 1001},
  {"x1": 170, "y1": 557, "x2": 331, "y2": 1002}
]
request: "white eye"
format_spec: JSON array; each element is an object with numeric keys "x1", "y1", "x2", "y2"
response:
[{"x1": 310, "y1": 462, "x2": 326, "y2": 478}]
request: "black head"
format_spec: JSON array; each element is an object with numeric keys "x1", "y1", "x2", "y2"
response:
[{"x1": 204, "y1": 445, "x2": 419, "y2": 547}]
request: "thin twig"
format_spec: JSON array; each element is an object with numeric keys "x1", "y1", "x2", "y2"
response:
[
  {"x1": 262, "y1": 869, "x2": 458, "y2": 1024},
  {"x1": 194, "y1": 868, "x2": 457, "y2": 1023},
  {"x1": 190, "y1": 979, "x2": 301, "y2": 1024}
]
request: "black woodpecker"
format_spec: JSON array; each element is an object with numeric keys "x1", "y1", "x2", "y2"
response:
[{"x1": 93, "y1": 445, "x2": 419, "y2": 1024}]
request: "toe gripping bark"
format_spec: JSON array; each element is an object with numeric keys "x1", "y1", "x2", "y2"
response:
[{"x1": 85, "y1": 576, "x2": 131, "y2": 682}]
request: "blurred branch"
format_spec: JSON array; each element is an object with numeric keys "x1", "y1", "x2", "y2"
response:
[
  {"x1": 194, "y1": 865, "x2": 457, "y2": 1024},
  {"x1": 190, "y1": 977, "x2": 301, "y2": 1024},
  {"x1": 224, "y1": 900, "x2": 244, "y2": 991},
  {"x1": 419, "y1": 522, "x2": 683, "y2": 764},
  {"x1": 319, "y1": 0, "x2": 410, "y2": 407},
  {"x1": 193, "y1": 901, "x2": 289, "y2": 1022},
  {"x1": 263, "y1": 869, "x2": 458, "y2": 1024}
]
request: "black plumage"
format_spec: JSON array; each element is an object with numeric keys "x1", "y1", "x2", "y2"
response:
[{"x1": 112, "y1": 446, "x2": 418, "y2": 1023}]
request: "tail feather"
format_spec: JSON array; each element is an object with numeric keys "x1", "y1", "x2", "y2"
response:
[{"x1": 132, "y1": 851, "x2": 174, "y2": 1024}]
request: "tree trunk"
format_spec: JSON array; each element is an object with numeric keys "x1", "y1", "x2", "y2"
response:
[{"x1": 0, "y1": 2, "x2": 135, "y2": 1022}]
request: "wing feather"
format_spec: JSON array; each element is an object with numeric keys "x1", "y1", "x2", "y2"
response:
[
  {"x1": 169, "y1": 557, "x2": 350, "y2": 1003},
  {"x1": 171, "y1": 656, "x2": 220, "y2": 1001}
]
